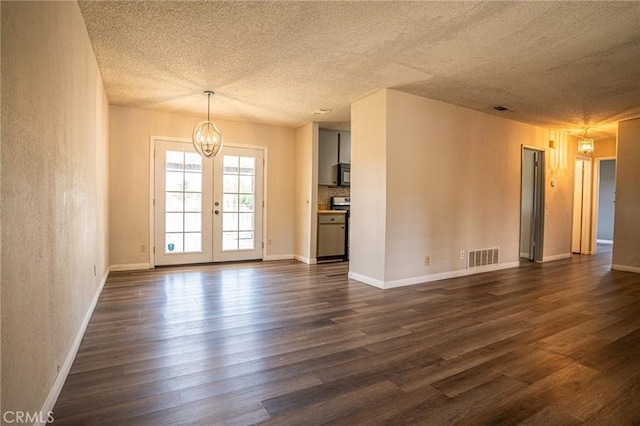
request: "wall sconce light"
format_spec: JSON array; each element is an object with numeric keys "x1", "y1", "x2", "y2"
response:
[
  {"x1": 578, "y1": 128, "x2": 594, "y2": 154},
  {"x1": 192, "y1": 90, "x2": 224, "y2": 159}
]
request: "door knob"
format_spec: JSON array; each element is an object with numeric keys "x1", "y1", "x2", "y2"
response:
[
  {"x1": 214, "y1": 210, "x2": 220, "y2": 215},
  {"x1": 214, "y1": 201, "x2": 220, "y2": 206}
]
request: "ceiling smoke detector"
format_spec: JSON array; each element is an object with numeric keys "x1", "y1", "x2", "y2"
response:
[
  {"x1": 312, "y1": 109, "x2": 331, "y2": 115},
  {"x1": 493, "y1": 106, "x2": 510, "y2": 111}
]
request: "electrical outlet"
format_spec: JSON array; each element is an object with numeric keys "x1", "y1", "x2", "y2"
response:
[
  {"x1": 268, "y1": 239, "x2": 273, "y2": 246},
  {"x1": 460, "y1": 250, "x2": 465, "y2": 260},
  {"x1": 140, "y1": 244, "x2": 147, "y2": 253},
  {"x1": 425, "y1": 256, "x2": 431, "y2": 266}
]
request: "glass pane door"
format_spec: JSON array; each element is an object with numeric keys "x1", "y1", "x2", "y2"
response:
[
  {"x1": 154, "y1": 140, "x2": 213, "y2": 265},
  {"x1": 213, "y1": 147, "x2": 264, "y2": 261}
]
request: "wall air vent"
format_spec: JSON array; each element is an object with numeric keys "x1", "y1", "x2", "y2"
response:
[
  {"x1": 467, "y1": 247, "x2": 500, "y2": 269},
  {"x1": 493, "y1": 106, "x2": 509, "y2": 111}
]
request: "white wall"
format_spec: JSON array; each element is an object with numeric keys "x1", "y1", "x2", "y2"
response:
[
  {"x1": 109, "y1": 106, "x2": 296, "y2": 268},
  {"x1": 294, "y1": 123, "x2": 318, "y2": 263},
  {"x1": 612, "y1": 118, "x2": 640, "y2": 272},
  {"x1": 1, "y1": 1, "x2": 109, "y2": 416},
  {"x1": 350, "y1": 89, "x2": 574, "y2": 288}
]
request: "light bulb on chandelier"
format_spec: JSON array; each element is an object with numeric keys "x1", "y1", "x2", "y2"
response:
[{"x1": 192, "y1": 90, "x2": 223, "y2": 159}]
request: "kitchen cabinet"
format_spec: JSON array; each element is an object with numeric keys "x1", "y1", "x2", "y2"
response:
[
  {"x1": 317, "y1": 213, "x2": 346, "y2": 258},
  {"x1": 318, "y1": 130, "x2": 339, "y2": 185},
  {"x1": 318, "y1": 129, "x2": 351, "y2": 186},
  {"x1": 338, "y1": 131, "x2": 351, "y2": 164}
]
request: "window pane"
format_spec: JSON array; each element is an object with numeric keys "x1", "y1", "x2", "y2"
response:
[
  {"x1": 223, "y1": 174, "x2": 239, "y2": 193},
  {"x1": 166, "y1": 192, "x2": 183, "y2": 212},
  {"x1": 224, "y1": 194, "x2": 238, "y2": 212},
  {"x1": 239, "y1": 213, "x2": 253, "y2": 231},
  {"x1": 184, "y1": 172, "x2": 202, "y2": 192},
  {"x1": 166, "y1": 151, "x2": 184, "y2": 171},
  {"x1": 239, "y1": 194, "x2": 254, "y2": 212},
  {"x1": 184, "y1": 193, "x2": 201, "y2": 212},
  {"x1": 223, "y1": 213, "x2": 238, "y2": 231},
  {"x1": 166, "y1": 172, "x2": 183, "y2": 191},
  {"x1": 165, "y1": 233, "x2": 183, "y2": 253},
  {"x1": 239, "y1": 176, "x2": 254, "y2": 193},
  {"x1": 166, "y1": 213, "x2": 183, "y2": 232},
  {"x1": 222, "y1": 232, "x2": 238, "y2": 251},
  {"x1": 239, "y1": 157, "x2": 255, "y2": 175},
  {"x1": 184, "y1": 233, "x2": 202, "y2": 252},
  {"x1": 223, "y1": 155, "x2": 239, "y2": 174},
  {"x1": 184, "y1": 213, "x2": 201, "y2": 232},
  {"x1": 239, "y1": 231, "x2": 254, "y2": 250},
  {"x1": 185, "y1": 153, "x2": 202, "y2": 172}
]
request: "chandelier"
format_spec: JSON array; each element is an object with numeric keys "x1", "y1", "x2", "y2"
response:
[
  {"x1": 578, "y1": 128, "x2": 594, "y2": 154},
  {"x1": 192, "y1": 90, "x2": 223, "y2": 159}
]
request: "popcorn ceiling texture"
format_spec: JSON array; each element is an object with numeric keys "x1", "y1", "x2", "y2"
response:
[{"x1": 77, "y1": 1, "x2": 639, "y2": 137}]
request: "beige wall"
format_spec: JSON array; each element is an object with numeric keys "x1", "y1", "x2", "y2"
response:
[
  {"x1": 594, "y1": 137, "x2": 617, "y2": 158},
  {"x1": 349, "y1": 90, "x2": 388, "y2": 284},
  {"x1": 109, "y1": 106, "x2": 296, "y2": 267},
  {"x1": 350, "y1": 89, "x2": 573, "y2": 287},
  {"x1": 1, "y1": 1, "x2": 109, "y2": 416},
  {"x1": 293, "y1": 123, "x2": 318, "y2": 262},
  {"x1": 544, "y1": 132, "x2": 578, "y2": 259},
  {"x1": 612, "y1": 118, "x2": 640, "y2": 271}
]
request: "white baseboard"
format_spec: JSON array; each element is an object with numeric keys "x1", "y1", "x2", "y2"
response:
[
  {"x1": 347, "y1": 271, "x2": 384, "y2": 288},
  {"x1": 542, "y1": 253, "x2": 572, "y2": 262},
  {"x1": 612, "y1": 264, "x2": 640, "y2": 274},
  {"x1": 110, "y1": 263, "x2": 150, "y2": 271},
  {"x1": 349, "y1": 262, "x2": 520, "y2": 289},
  {"x1": 597, "y1": 239, "x2": 614, "y2": 245},
  {"x1": 264, "y1": 254, "x2": 295, "y2": 261},
  {"x1": 520, "y1": 252, "x2": 530, "y2": 258},
  {"x1": 294, "y1": 255, "x2": 317, "y2": 265},
  {"x1": 40, "y1": 266, "x2": 110, "y2": 425}
]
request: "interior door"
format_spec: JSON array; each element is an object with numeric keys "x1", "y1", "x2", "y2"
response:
[
  {"x1": 213, "y1": 146, "x2": 264, "y2": 262},
  {"x1": 154, "y1": 140, "x2": 213, "y2": 265},
  {"x1": 572, "y1": 157, "x2": 592, "y2": 253},
  {"x1": 154, "y1": 141, "x2": 264, "y2": 265},
  {"x1": 520, "y1": 147, "x2": 545, "y2": 262}
]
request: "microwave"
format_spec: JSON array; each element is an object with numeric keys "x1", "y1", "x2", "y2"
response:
[{"x1": 337, "y1": 163, "x2": 350, "y2": 187}]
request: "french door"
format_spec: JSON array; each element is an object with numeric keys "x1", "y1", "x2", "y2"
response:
[{"x1": 154, "y1": 139, "x2": 264, "y2": 266}]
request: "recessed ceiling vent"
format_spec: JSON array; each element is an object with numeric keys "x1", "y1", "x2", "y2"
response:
[
  {"x1": 493, "y1": 106, "x2": 510, "y2": 111},
  {"x1": 467, "y1": 247, "x2": 500, "y2": 269},
  {"x1": 312, "y1": 109, "x2": 331, "y2": 115}
]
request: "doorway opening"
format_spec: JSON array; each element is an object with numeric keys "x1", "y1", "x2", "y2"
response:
[
  {"x1": 520, "y1": 147, "x2": 545, "y2": 262},
  {"x1": 594, "y1": 158, "x2": 616, "y2": 250},
  {"x1": 572, "y1": 157, "x2": 593, "y2": 254}
]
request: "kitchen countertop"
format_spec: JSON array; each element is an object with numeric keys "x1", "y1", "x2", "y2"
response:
[{"x1": 318, "y1": 210, "x2": 347, "y2": 214}]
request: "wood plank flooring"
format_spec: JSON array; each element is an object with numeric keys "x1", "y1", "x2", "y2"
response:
[{"x1": 52, "y1": 245, "x2": 640, "y2": 425}]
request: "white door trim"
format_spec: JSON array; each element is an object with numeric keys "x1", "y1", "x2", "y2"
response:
[{"x1": 149, "y1": 135, "x2": 267, "y2": 267}]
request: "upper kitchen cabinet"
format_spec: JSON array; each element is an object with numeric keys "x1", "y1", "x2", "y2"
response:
[
  {"x1": 318, "y1": 130, "x2": 339, "y2": 185},
  {"x1": 318, "y1": 129, "x2": 351, "y2": 186},
  {"x1": 338, "y1": 131, "x2": 351, "y2": 164}
]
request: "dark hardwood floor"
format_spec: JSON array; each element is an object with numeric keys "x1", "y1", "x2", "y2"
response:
[{"x1": 52, "y1": 245, "x2": 640, "y2": 425}]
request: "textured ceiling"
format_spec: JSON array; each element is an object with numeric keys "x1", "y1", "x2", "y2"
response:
[{"x1": 78, "y1": 1, "x2": 640, "y2": 138}]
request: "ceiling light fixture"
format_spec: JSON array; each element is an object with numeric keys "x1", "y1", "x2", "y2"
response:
[
  {"x1": 192, "y1": 90, "x2": 223, "y2": 159},
  {"x1": 578, "y1": 128, "x2": 594, "y2": 154}
]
